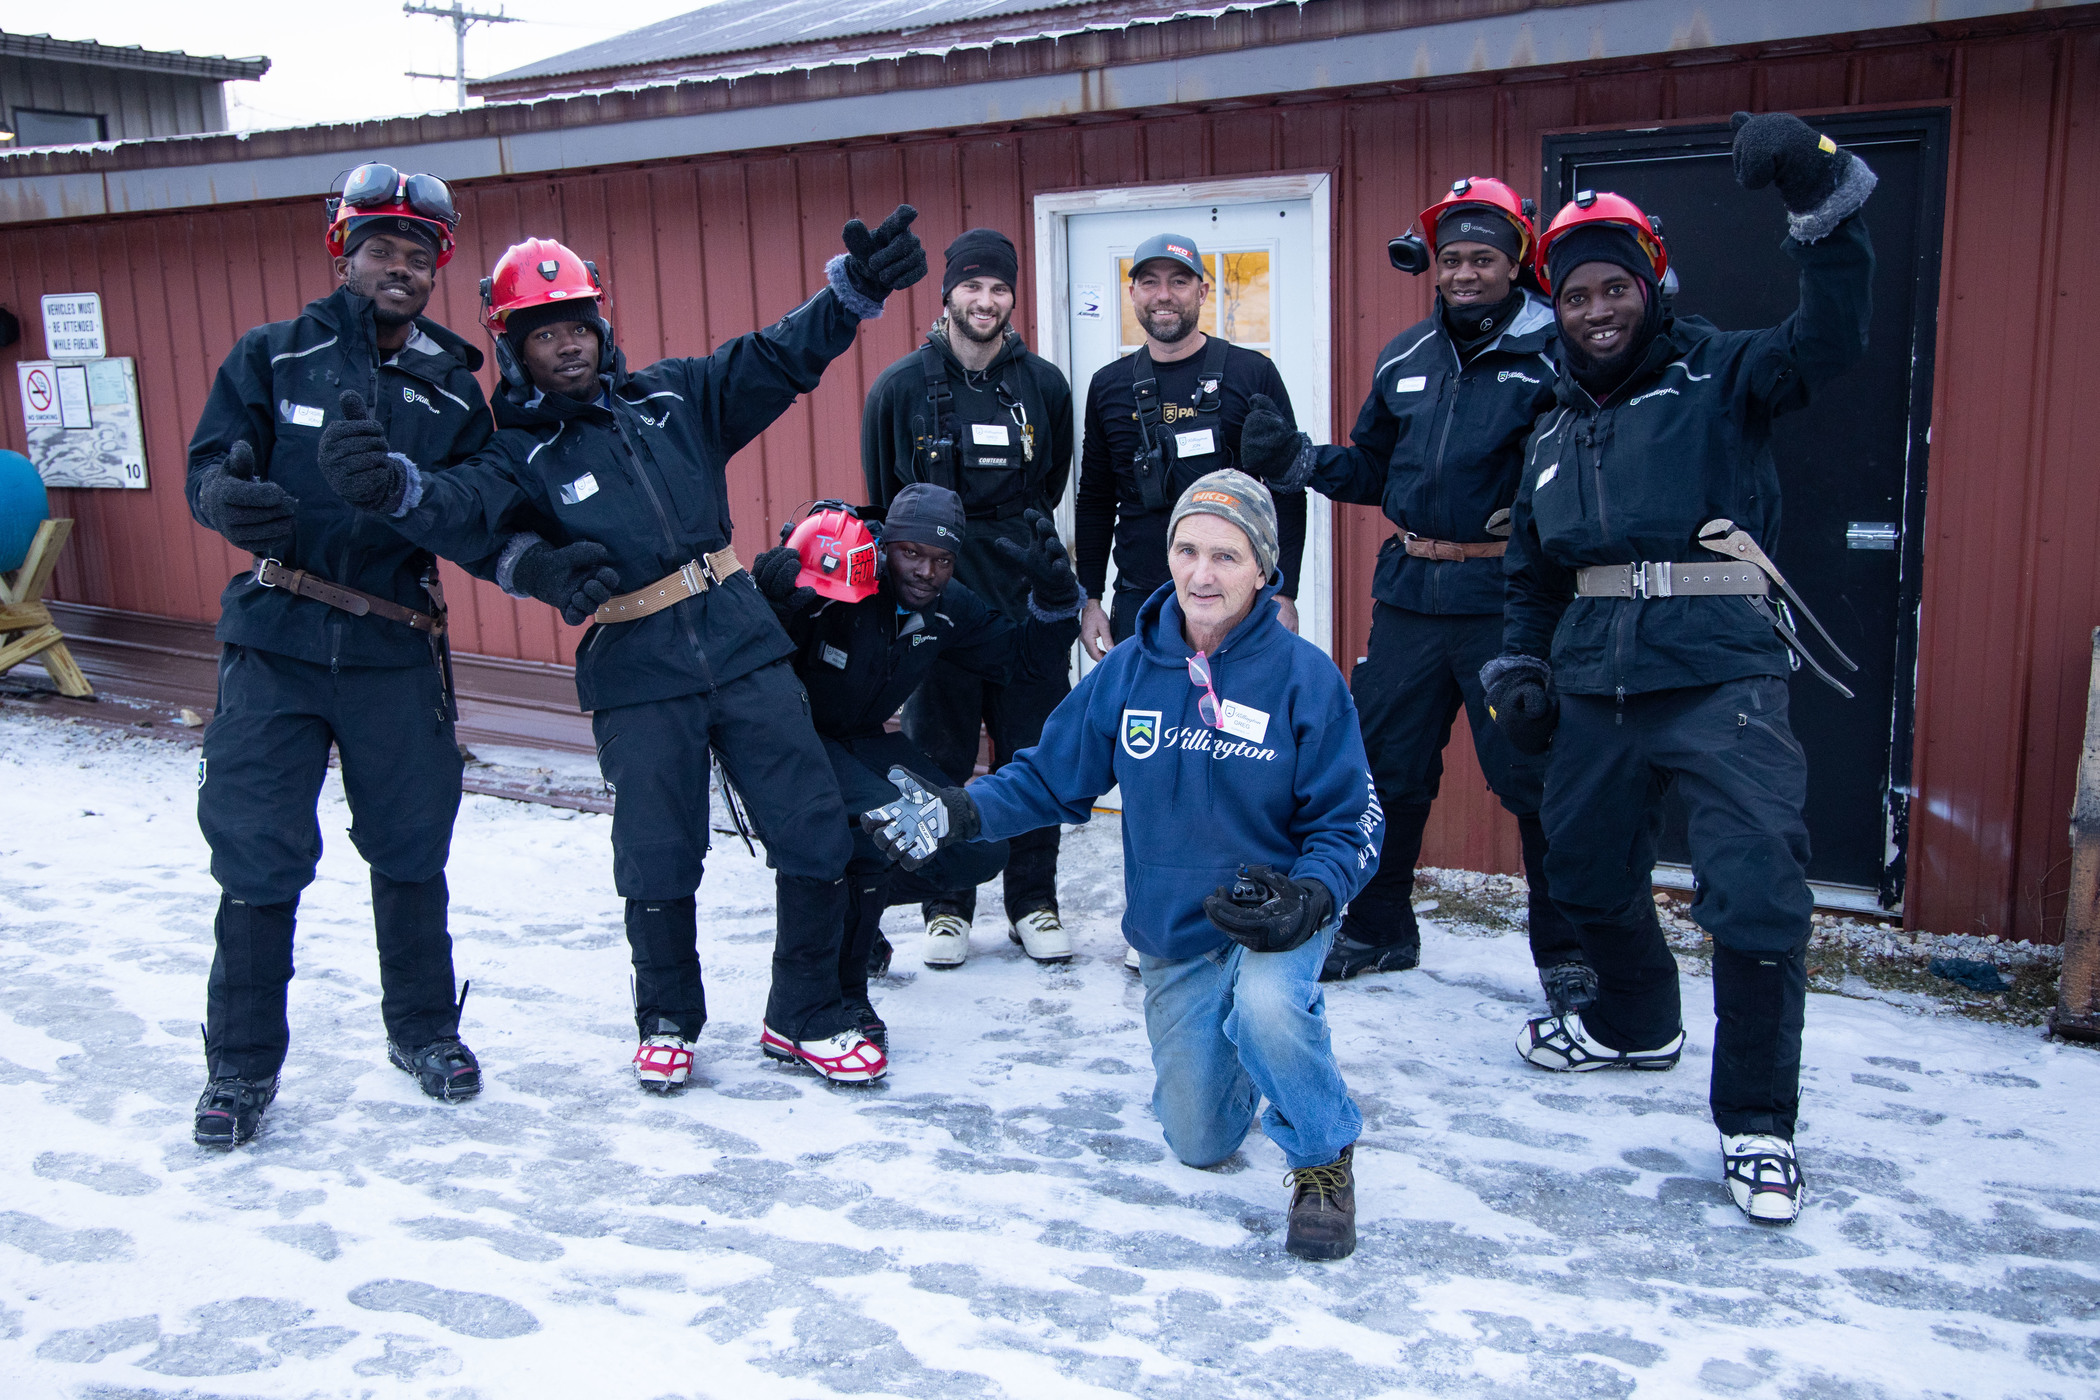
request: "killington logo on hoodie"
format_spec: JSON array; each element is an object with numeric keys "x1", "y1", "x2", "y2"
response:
[{"x1": 1120, "y1": 710, "x2": 1162, "y2": 759}]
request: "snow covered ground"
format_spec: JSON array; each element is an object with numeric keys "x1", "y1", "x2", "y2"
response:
[{"x1": 2, "y1": 709, "x2": 2098, "y2": 1400}]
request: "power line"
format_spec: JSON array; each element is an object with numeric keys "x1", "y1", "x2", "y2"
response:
[{"x1": 402, "y1": 1, "x2": 520, "y2": 110}]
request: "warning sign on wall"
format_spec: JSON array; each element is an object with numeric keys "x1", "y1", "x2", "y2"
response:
[
  {"x1": 18, "y1": 362, "x2": 59, "y2": 428},
  {"x1": 41, "y1": 293, "x2": 106, "y2": 359},
  {"x1": 16, "y1": 357, "x2": 147, "y2": 489}
]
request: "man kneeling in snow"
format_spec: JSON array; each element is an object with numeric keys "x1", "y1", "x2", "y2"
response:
[{"x1": 862, "y1": 470, "x2": 1382, "y2": 1260}]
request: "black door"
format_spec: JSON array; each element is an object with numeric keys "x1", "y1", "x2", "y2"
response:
[{"x1": 1542, "y1": 111, "x2": 1947, "y2": 907}]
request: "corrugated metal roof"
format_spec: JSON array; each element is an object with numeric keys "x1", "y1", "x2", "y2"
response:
[
  {"x1": 0, "y1": 31, "x2": 269, "y2": 81},
  {"x1": 491, "y1": 0, "x2": 1152, "y2": 80}
]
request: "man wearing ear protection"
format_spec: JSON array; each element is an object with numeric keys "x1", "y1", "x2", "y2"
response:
[
  {"x1": 184, "y1": 163, "x2": 497, "y2": 1148},
  {"x1": 314, "y1": 208, "x2": 929, "y2": 1092}
]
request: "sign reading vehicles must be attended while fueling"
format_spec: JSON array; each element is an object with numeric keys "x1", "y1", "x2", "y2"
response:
[{"x1": 40, "y1": 293, "x2": 106, "y2": 360}]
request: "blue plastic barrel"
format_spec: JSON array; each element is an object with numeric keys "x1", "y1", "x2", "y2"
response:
[{"x1": 0, "y1": 449, "x2": 49, "y2": 574}]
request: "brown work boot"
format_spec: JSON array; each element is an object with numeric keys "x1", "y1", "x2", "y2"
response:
[{"x1": 1284, "y1": 1143, "x2": 1357, "y2": 1260}]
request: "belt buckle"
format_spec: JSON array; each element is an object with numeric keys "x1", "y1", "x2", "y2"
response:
[
  {"x1": 1629, "y1": 562, "x2": 1670, "y2": 599},
  {"x1": 680, "y1": 561, "x2": 704, "y2": 594},
  {"x1": 253, "y1": 558, "x2": 281, "y2": 587}
]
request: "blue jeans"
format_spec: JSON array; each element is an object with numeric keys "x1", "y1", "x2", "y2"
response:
[{"x1": 1138, "y1": 926, "x2": 1362, "y2": 1171}]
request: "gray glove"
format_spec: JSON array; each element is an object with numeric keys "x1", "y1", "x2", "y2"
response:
[
  {"x1": 316, "y1": 390, "x2": 407, "y2": 513},
  {"x1": 859, "y1": 767, "x2": 979, "y2": 871},
  {"x1": 197, "y1": 440, "x2": 296, "y2": 555},
  {"x1": 840, "y1": 205, "x2": 928, "y2": 302},
  {"x1": 511, "y1": 539, "x2": 620, "y2": 626}
]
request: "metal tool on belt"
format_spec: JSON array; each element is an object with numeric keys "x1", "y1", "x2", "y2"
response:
[
  {"x1": 593, "y1": 546, "x2": 743, "y2": 625},
  {"x1": 1697, "y1": 518, "x2": 1858, "y2": 698}
]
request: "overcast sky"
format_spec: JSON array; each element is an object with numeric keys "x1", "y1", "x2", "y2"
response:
[{"x1": 0, "y1": 0, "x2": 713, "y2": 130}]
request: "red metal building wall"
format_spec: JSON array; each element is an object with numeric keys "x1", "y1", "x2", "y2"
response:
[{"x1": 4, "y1": 23, "x2": 2095, "y2": 939}]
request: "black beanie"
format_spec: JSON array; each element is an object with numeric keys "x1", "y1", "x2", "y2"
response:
[
  {"x1": 882, "y1": 482, "x2": 967, "y2": 552},
  {"x1": 942, "y1": 229, "x2": 1019, "y2": 298},
  {"x1": 1435, "y1": 203, "x2": 1524, "y2": 262},
  {"x1": 342, "y1": 214, "x2": 443, "y2": 261},
  {"x1": 1546, "y1": 223, "x2": 1656, "y2": 299},
  {"x1": 504, "y1": 298, "x2": 602, "y2": 348}
]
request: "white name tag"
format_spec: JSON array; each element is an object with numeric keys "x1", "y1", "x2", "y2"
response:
[
  {"x1": 1217, "y1": 699, "x2": 1270, "y2": 743},
  {"x1": 288, "y1": 403, "x2": 325, "y2": 427},
  {"x1": 970, "y1": 422, "x2": 1011, "y2": 446},
  {"x1": 821, "y1": 643, "x2": 849, "y2": 669},
  {"x1": 1395, "y1": 376, "x2": 1428, "y2": 393},
  {"x1": 1175, "y1": 428, "x2": 1216, "y2": 458},
  {"x1": 560, "y1": 472, "x2": 599, "y2": 505},
  {"x1": 1536, "y1": 462, "x2": 1559, "y2": 490}
]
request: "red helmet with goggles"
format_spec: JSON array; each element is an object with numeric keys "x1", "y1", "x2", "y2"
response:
[
  {"x1": 1533, "y1": 190, "x2": 1669, "y2": 295},
  {"x1": 325, "y1": 163, "x2": 459, "y2": 267},
  {"x1": 781, "y1": 501, "x2": 880, "y2": 605}
]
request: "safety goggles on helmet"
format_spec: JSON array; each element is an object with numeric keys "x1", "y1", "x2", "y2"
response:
[
  {"x1": 782, "y1": 501, "x2": 880, "y2": 605},
  {"x1": 1389, "y1": 175, "x2": 1537, "y2": 275},
  {"x1": 1532, "y1": 190, "x2": 1669, "y2": 295},
  {"x1": 331, "y1": 163, "x2": 459, "y2": 230}
]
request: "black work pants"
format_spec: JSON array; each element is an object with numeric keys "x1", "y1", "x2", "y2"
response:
[
  {"x1": 592, "y1": 660, "x2": 855, "y2": 1042},
  {"x1": 1541, "y1": 677, "x2": 1814, "y2": 1138},
  {"x1": 902, "y1": 656, "x2": 1067, "y2": 920},
  {"x1": 1346, "y1": 603, "x2": 1579, "y2": 966},
  {"x1": 196, "y1": 644, "x2": 464, "y2": 1079},
  {"x1": 825, "y1": 730, "x2": 1010, "y2": 1000}
]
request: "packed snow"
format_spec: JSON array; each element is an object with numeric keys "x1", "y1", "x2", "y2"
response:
[{"x1": 1, "y1": 710, "x2": 2097, "y2": 1399}]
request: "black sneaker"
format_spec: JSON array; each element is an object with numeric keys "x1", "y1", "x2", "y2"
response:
[
  {"x1": 388, "y1": 1037, "x2": 483, "y2": 1102},
  {"x1": 193, "y1": 1074, "x2": 279, "y2": 1149},
  {"x1": 867, "y1": 933, "x2": 894, "y2": 980},
  {"x1": 1285, "y1": 1144, "x2": 1357, "y2": 1260},
  {"x1": 1539, "y1": 960, "x2": 1599, "y2": 1017},
  {"x1": 843, "y1": 996, "x2": 888, "y2": 1051},
  {"x1": 1319, "y1": 934, "x2": 1419, "y2": 983}
]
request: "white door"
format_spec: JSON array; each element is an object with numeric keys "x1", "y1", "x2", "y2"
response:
[{"x1": 1045, "y1": 189, "x2": 1334, "y2": 674}]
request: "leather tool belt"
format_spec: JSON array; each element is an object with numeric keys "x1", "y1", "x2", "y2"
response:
[
  {"x1": 1403, "y1": 532, "x2": 1507, "y2": 562},
  {"x1": 594, "y1": 546, "x2": 743, "y2": 625},
  {"x1": 1575, "y1": 561, "x2": 1769, "y2": 599},
  {"x1": 254, "y1": 559, "x2": 443, "y2": 635}
]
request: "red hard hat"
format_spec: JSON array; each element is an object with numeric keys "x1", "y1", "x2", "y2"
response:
[
  {"x1": 1416, "y1": 176, "x2": 1538, "y2": 264},
  {"x1": 1533, "y1": 190, "x2": 1669, "y2": 294},
  {"x1": 325, "y1": 164, "x2": 458, "y2": 267},
  {"x1": 481, "y1": 238, "x2": 605, "y2": 334},
  {"x1": 783, "y1": 503, "x2": 880, "y2": 604}
]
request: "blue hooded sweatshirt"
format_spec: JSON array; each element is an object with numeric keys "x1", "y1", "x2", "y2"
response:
[{"x1": 967, "y1": 580, "x2": 1383, "y2": 960}]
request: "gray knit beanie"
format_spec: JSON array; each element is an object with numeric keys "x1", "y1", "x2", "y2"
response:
[{"x1": 1168, "y1": 469, "x2": 1279, "y2": 581}]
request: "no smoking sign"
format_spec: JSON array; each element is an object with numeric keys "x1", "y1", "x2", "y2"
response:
[{"x1": 19, "y1": 363, "x2": 60, "y2": 427}]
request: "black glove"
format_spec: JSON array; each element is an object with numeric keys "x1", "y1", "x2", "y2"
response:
[
  {"x1": 316, "y1": 390, "x2": 406, "y2": 512},
  {"x1": 1481, "y1": 654, "x2": 1558, "y2": 756},
  {"x1": 859, "y1": 767, "x2": 980, "y2": 871},
  {"x1": 1203, "y1": 864, "x2": 1334, "y2": 954},
  {"x1": 751, "y1": 544, "x2": 819, "y2": 620},
  {"x1": 841, "y1": 204, "x2": 928, "y2": 303},
  {"x1": 993, "y1": 510, "x2": 1081, "y2": 615},
  {"x1": 197, "y1": 440, "x2": 297, "y2": 555},
  {"x1": 1238, "y1": 393, "x2": 1307, "y2": 482},
  {"x1": 511, "y1": 539, "x2": 620, "y2": 626},
  {"x1": 1730, "y1": 112, "x2": 1843, "y2": 214}
]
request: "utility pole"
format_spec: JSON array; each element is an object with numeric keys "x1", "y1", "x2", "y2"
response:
[{"x1": 403, "y1": 1, "x2": 520, "y2": 110}]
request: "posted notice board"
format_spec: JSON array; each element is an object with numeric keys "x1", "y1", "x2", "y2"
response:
[{"x1": 16, "y1": 357, "x2": 147, "y2": 489}]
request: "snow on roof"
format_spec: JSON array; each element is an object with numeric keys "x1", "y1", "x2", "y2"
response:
[{"x1": 0, "y1": 30, "x2": 269, "y2": 81}]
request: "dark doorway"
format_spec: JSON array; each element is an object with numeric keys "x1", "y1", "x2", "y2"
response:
[{"x1": 1542, "y1": 110, "x2": 1947, "y2": 907}]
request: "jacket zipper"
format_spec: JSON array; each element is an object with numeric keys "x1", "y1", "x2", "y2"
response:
[
  {"x1": 613, "y1": 409, "x2": 709, "y2": 670},
  {"x1": 1425, "y1": 348, "x2": 1466, "y2": 612},
  {"x1": 1583, "y1": 406, "x2": 1634, "y2": 708}
]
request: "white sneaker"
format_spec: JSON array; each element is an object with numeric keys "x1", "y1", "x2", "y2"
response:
[
  {"x1": 633, "y1": 1033, "x2": 695, "y2": 1093},
  {"x1": 1515, "y1": 1011, "x2": 1684, "y2": 1071},
  {"x1": 1009, "y1": 908, "x2": 1073, "y2": 963},
  {"x1": 1722, "y1": 1133, "x2": 1806, "y2": 1224},
  {"x1": 1124, "y1": 944, "x2": 1141, "y2": 973},
  {"x1": 923, "y1": 913, "x2": 971, "y2": 968}
]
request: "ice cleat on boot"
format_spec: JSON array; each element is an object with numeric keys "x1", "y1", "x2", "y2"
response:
[
  {"x1": 760, "y1": 1023, "x2": 888, "y2": 1083},
  {"x1": 922, "y1": 913, "x2": 971, "y2": 969},
  {"x1": 1723, "y1": 1133, "x2": 1806, "y2": 1225},
  {"x1": 867, "y1": 932, "x2": 895, "y2": 980},
  {"x1": 1319, "y1": 932, "x2": 1420, "y2": 983},
  {"x1": 193, "y1": 1073, "x2": 279, "y2": 1149},
  {"x1": 843, "y1": 996, "x2": 888, "y2": 1052},
  {"x1": 1009, "y1": 908, "x2": 1073, "y2": 964},
  {"x1": 1284, "y1": 1143, "x2": 1358, "y2": 1261},
  {"x1": 1538, "y1": 960, "x2": 1600, "y2": 1018},
  {"x1": 389, "y1": 1037, "x2": 482, "y2": 1102},
  {"x1": 634, "y1": 1020, "x2": 696, "y2": 1094},
  {"x1": 1517, "y1": 1012, "x2": 1683, "y2": 1072}
]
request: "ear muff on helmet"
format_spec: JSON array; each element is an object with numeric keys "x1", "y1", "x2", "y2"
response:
[
  {"x1": 480, "y1": 238, "x2": 618, "y2": 391},
  {"x1": 1391, "y1": 176, "x2": 1539, "y2": 276}
]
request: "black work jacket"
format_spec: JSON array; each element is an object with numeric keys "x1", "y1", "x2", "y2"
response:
[
  {"x1": 394, "y1": 286, "x2": 864, "y2": 712},
  {"x1": 1503, "y1": 214, "x2": 1875, "y2": 696},
  {"x1": 786, "y1": 575, "x2": 1076, "y2": 740},
  {"x1": 1075, "y1": 338, "x2": 1307, "y2": 601},
  {"x1": 185, "y1": 285, "x2": 497, "y2": 669},
  {"x1": 1311, "y1": 293, "x2": 1558, "y2": 616},
  {"x1": 860, "y1": 327, "x2": 1074, "y2": 617}
]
